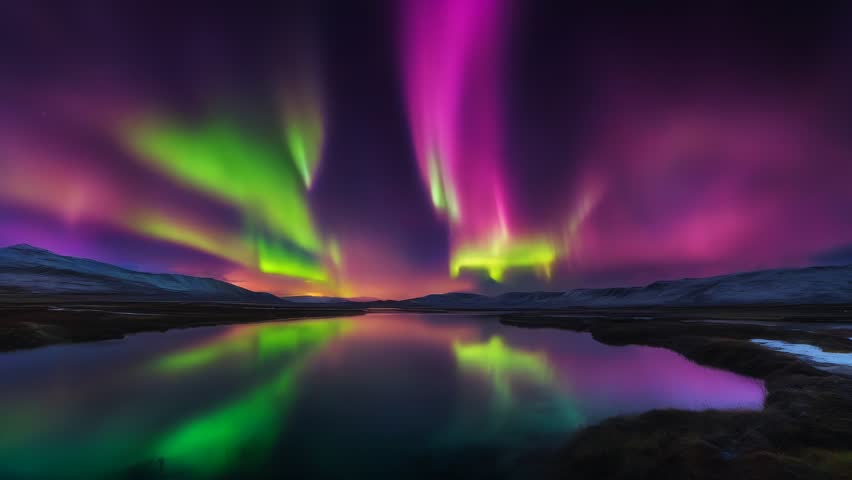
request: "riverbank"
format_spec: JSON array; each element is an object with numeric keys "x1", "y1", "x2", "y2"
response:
[
  {"x1": 0, "y1": 301, "x2": 365, "y2": 352},
  {"x1": 502, "y1": 310, "x2": 852, "y2": 479}
]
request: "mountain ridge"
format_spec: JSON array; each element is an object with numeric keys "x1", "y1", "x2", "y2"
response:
[
  {"x1": 402, "y1": 263, "x2": 852, "y2": 308},
  {"x1": 0, "y1": 244, "x2": 284, "y2": 303}
]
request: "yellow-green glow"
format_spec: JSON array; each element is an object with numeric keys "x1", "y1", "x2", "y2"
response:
[
  {"x1": 256, "y1": 236, "x2": 327, "y2": 281},
  {"x1": 328, "y1": 238, "x2": 343, "y2": 267},
  {"x1": 128, "y1": 115, "x2": 320, "y2": 253},
  {"x1": 427, "y1": 150, "x2": 460, "y2": 221},
  {"x1": 282, "y1": 79, "x2": 324, "y2": 189},
  {"x1": 125, "y1": 114, "x2": 343, "y2": 285},
  {"x1": 285, "y1": 120, "x2": 323, "y2": 188},
  {"x1": 128, "y1": 210, "x2": 332, "y2": 284},
  {"x1": 450, "y1": 236, "x2": 557, "y2": 281},
  {"x1": 428, "y1": 154, "x2": 445, "y2": 207},
  {"x1": 129, "y1": 211, "x2": 253, "y2": 267}
]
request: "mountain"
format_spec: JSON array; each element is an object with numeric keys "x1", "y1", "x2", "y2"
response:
[
  {"x1": 0, "y1": 244, "x2": 283, "y2": 303},
  {"x1": 405, "y1": 292, "x2": 494, "y2": 308},
  {"x1": 404, "y1": 264, "x2": 852, "y2": 308},
  {"x1": 4, "y1": 243, "x2": 851, "y2": 307},
  {"x1": 282, "y1": 295, "x2": 350, "y2": 304}
]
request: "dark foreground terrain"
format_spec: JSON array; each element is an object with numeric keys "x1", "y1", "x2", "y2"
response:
[
  {"x1": 503, "y1": 306, "x2": 852, "y2": 479},
  {"x1": 0, "y1": 300, "x2": 365, "y2": 352}
]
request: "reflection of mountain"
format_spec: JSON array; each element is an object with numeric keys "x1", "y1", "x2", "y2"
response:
[
  {"x1": 406, "y1": 264, "x2": 852, "y2": 308},
  {"x1": 0, "y1": 244, "x2": 283, "y2": 303}
]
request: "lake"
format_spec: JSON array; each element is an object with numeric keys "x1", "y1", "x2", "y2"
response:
[{"x1": 0, "y1": 312, "x2": 765, "y2": 479}]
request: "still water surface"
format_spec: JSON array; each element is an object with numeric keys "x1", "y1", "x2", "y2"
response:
[{"x1": 0, "y1": 313, "x2": 765, "y2": 479}]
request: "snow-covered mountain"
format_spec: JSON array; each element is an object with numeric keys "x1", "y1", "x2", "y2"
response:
[
  {"x1": 0, "y1": 244, "x2": 283, "y2": 303},
  {"x1": 406, "y1": 265, "x2": 852, "y2": 308}
]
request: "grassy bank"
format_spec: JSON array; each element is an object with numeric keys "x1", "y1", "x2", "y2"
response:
[{"x1": 503, "y1": 311, "x2": 852, "y2": 479}]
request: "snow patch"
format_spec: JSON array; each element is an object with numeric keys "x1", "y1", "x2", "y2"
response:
[{"x1": 751, "y1": 339, "x2": 852, "y2": 367}]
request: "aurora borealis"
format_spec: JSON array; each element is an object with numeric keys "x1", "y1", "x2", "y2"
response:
[{"x1": 3, "y1": 2, "x2": 852, "y2": 298}]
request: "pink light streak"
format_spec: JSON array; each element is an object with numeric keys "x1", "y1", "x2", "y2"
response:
[{"x1": 401, "y1": 0, "x2": 513, "y2": 245}]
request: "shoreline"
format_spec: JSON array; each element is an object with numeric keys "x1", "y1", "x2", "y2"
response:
[
  {"x1": 0, "y1": 300, "x2": 366, "y2": 353},
  {"x1": 502, "y1": 312, "x2": 852, "y2": 479}
]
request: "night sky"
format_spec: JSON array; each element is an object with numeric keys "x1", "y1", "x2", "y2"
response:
[{"x1": 3, "y1": 1, "x2": 852, "y2": 299}]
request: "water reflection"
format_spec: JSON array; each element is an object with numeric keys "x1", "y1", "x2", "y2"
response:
[
  {"x1": 152, "y1": 320, "x2": 353, "y2": 477},
  {"x1": 446, "y1": 336, "x2": 584, "y2": 447},
  {"x1": 154, "y1": 320, "x2": 353, "y2": 372},
  {"x1": 454, "y1": 336, "x2": 555, "y2": 402},
  {"x1": 0, "y1": 313, "x2": 765, "y2": 479}
]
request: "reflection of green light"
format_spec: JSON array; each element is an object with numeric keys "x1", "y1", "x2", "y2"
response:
[
  {"x1": 445, "y1": 335, "x2": 583, "y2": 446},
  {"x1": 128, "y1": 115, "x2": 320, "y2": 253},
  {"x1": 155, "y1": 365, "x2": 299, "y2": 476},
  {"x1": 0, "y1": 318, "x2": 356, "y2": 479},
  {"x1": 153, "y1": 320, "x2": 351, "y2": 476},
  {"x1": 155, "y1": 320, "x2": 351, "y2": 373},
  {"x1": 0, "y1": 320, "x2": 352, "y2": 478},
  {"x1": 454, "y1": 336, "x2": 553, "y2": 405},
  {"x1": 155, "y1": 336, "x2": 252, "y2": 372},
  {"x1": 450, "y1": 237, "x2": 557, "y2": 281},
  {"x1": 254, "y1": 321, "x2": 352, "y2": 361}
]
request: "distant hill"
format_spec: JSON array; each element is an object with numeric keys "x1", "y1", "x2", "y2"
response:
[
  {"x1": 282, "y1": 295, "x2": 350, "y2": 304},
  {"x1": 0, "y1": 244, "x2": 284, "y2": 303},
  {"x1": 403, "y1": 265, "x2": 852, "y2": 308},
  {"x1": 4, "y1": 243, "x2": 851, "y2": 307}
]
